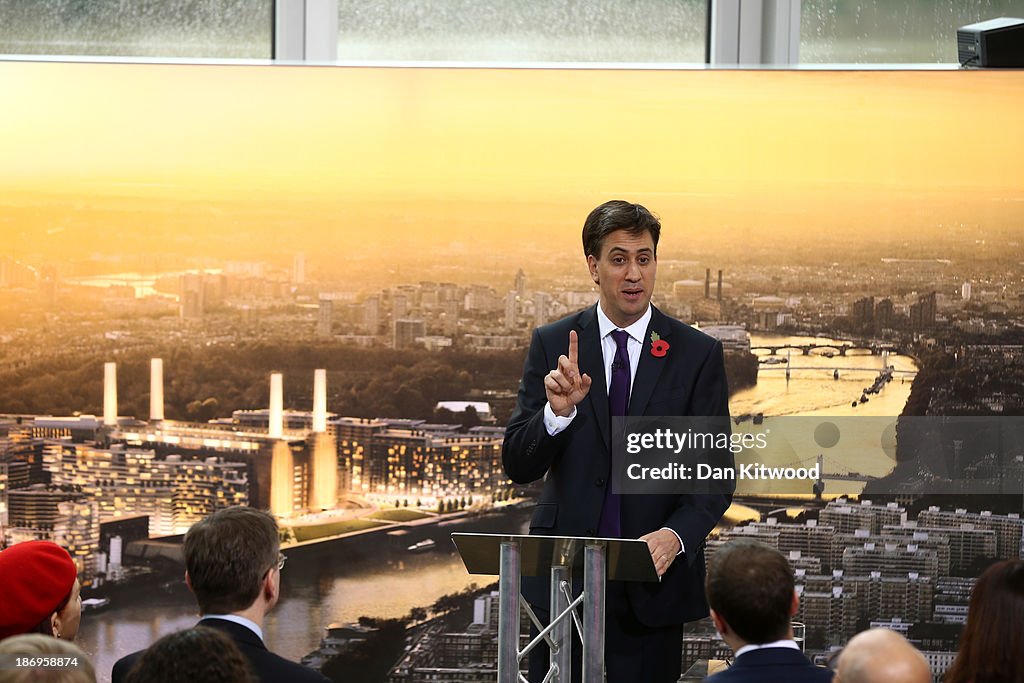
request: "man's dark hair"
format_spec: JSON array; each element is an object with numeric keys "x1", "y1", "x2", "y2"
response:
[
  {"x1": 705, "y1": 539, "x2": 795, "y2": 644},
  {"x1": 125, "y1": 626, "x2": 252, "y2": 683},
  {"x1": 183, "y1": 506, "x2": 279, "y2": 615},
  {"x1": 581, "y1": 200, "x2": 661, "y2": 259}
]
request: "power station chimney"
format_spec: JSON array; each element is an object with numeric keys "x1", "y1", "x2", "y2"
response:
[
  {"x1": 705, "y1": 268, "x2": 711, "y2": 299},
  {"x1": 103, "y1": 362, "x2": 118, "y2": 427},
  {"x1": 269, "y1": 372, "x2": 284, "y2": 439},
  {"x1": 717, "y1": 270, "x2": 723, "y2": 302},
  {"x1": 313, "y1": 369, "x2": 327, "y2": 433},
  {"x1": 150, "y1": 358, "x2": 164, "y2": 421}
]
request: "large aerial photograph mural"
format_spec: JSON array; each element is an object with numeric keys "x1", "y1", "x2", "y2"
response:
[{"x1": 1, "y1": 60, "x2": 1022, "y2": 681}]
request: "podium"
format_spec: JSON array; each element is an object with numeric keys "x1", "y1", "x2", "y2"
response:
[{"x1": 452, "y1": 533, "x2": 658, "y2": 683}]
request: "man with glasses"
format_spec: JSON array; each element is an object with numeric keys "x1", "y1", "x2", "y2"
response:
[{"x1": 113, "y1": 506, "x2": 329, "y2": 683}]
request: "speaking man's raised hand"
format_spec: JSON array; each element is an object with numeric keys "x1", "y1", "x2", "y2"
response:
[{"x1": 544, "y1": 330, "x2": 593, "y2": 417}]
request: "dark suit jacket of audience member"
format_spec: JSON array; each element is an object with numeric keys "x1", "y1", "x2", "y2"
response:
[
  {"x1": 111, "y1": 617, "x2": 331, "y2": 683},
  {"x1": 705, "y1": 647, "x2": 834, "y2": 682}
]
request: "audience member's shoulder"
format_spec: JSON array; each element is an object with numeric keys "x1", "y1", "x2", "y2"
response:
[
  {"x1": 807, "y1": 663, "x2": 835, "y2": 681},
  {"x1": 702, "y1": 654, "x2": 833, "y2": 683},
  {"x1": 704, "y1": 668, "x2": 833, "y2": 683},
  {"x1": 255, "y1": 649, "x2": 332, "y2": 682},
  {"x1": 111, "y1": 650, "x2": 142, "y2": 683},
  {"x1": 114, "y1": 641, "x2": 328, "y2": 683}
]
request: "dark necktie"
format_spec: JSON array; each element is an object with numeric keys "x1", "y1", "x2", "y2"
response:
[{"x1": 597, "y1": 329, "x2": 630, "y2": 537}]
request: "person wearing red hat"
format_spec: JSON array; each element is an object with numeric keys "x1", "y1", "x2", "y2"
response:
[{"x1": 0, "y1": 540, "x2": 82, "y2": 642}]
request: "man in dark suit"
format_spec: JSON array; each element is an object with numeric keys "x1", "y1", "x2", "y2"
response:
[
  {"x1": 112, "y1": 506, "x2": 330, "y2": 683},
  {"x1": 503, "y1": 200, "x2": 733, "y2": 683},
  {"x1": 705, "y1": 539, "x2": 833, "y2": 682}
]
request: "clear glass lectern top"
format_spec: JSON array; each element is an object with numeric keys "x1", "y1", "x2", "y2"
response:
[{"x1": 451, "y1": 532, "x2": 659, "y2": 582}]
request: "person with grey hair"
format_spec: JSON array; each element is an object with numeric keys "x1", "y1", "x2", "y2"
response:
[
  {"x1": 112, "y1": 506, "x2": 329, "y2": 683},
  {"x1": 834, "y1": 628, "x2": 930, "y2": 683},
  {"x1": 0, "y1": 634, "x2": 95, "y2": 683}
]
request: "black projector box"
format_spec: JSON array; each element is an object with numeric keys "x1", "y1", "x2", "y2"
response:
[{"x1": 958, "y1": 17, "x2": 1024, "y2": 67}]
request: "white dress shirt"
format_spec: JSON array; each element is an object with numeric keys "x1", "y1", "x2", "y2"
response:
[
  {"x1": 542, "y1": 302, "x2": 650, "y2": 431},
  {"x1": 734, "y1": 639, "x2": 801, "y2": 659},
  {"x1": 541, "y1": 302, "x2": 684, "y2": 555},
  {"x1": 200, "y1": 614, "x2": 264, "y2": 641}
]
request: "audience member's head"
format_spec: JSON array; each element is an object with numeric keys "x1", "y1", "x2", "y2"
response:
[
  {"x1": 944, "y1": 558, "x2": 1024, "y2": 683},
  {"x1": 835, "y1": 628, "x2": 930, "y2": 683},
  {"x1": 183, "y1": 506, "x2": 282, "y2": 617},
  {"x1": 0, "y1": 541, "x2": 81, "y2": 641},
  {"x1": 705, "y1": 539, "x2": 798, "y2": 650},
  {"x1": 123, "y1": 626, "x2": 253, "y2": 683},
  {"x1": 0, "y1": 633, "x2": 95, "y2": 683}
]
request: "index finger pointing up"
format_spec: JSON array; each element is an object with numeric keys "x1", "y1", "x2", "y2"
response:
[{"x1": 568, "y1": 329, "x2": 579, "y2": 366}]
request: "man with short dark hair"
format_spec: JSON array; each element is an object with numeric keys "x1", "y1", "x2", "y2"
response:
[
  {"x1": 112, "y1": 506, "x2": 330, "y2": 683},
  {"x1": 504, "y1": 200, "x2": 733, "y2": 682},
  {"x1": 705, "y1": 539, "x2": 832, "y2": 682}
]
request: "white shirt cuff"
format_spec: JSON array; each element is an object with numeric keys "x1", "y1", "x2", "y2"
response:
[
  {"x1": 660, "y1": 527, "x2": 685, "y2": 556},
  {"x1": 543, "y1": 402, "x2": 576, "y2": 435}
]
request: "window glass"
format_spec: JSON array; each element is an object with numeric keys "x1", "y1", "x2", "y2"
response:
[
  {"x1": 802, "y1": 0, "x2": 1024, "y2": 63},
  {"x1": 337, "y1": 0, "x2": 708, "y2": 62},
  {"x1": 0, "y1": 0, "x2": 272, "y2": 59}
]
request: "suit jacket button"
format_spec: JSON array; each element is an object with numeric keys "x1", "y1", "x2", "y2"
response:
[{"x1": 596, "y1": 477, "x2": 605, "y2": 486}]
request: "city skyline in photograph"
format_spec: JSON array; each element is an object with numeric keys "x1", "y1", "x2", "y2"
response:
[{"x1": 1, "y1": 59, "x2": 1022, "y2": 682}]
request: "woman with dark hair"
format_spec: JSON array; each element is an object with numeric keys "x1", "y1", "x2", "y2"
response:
[
  {"x1": 0, "y1": 541, "x2": 81, "y2": 642},
  {"x1": 945, "y1": 559, "x2": 1024, "y2": 683},
  {"x1": 124, "y1": 627, "x2": 254, "y2": 683}
]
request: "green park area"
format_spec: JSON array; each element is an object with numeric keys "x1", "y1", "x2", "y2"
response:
[
  {"x1": 290, "y1": 518, "x2": 386, "y2": 542},
  {"x1": 366, "y1": 509, "x2": 433, "y2": 522}
]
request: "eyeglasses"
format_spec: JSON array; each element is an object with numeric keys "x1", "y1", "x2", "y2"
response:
[{"x1": 264, "y1": 553, "x2": 287, "y2": 578}]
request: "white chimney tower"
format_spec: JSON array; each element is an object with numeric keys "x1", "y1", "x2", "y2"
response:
[
  {"x1": 269, "y1": 372, "x2": 284, "y2": 439},
  {"x1": 313, "y1": 369, "x2": 327, "y2": 433},
  {"x1": 103, "y1": 362, "x2": 118, "y2": 427},
  {"x1": 150, "y1": 358, "x2": 164, "y2": 421}
]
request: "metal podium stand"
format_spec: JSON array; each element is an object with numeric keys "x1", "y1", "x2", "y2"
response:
[{"x1": 452, "y1": 533, "x2": 658, "y2": 683}]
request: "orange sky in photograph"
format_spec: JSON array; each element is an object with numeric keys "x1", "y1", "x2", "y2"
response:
[{"x1": 0, "y1": 60, "x2": 1021, "y2": 257}]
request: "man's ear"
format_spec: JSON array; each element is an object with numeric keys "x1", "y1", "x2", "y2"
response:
[
  {"x1": 790, "y1": 590, "x2": 800, "y2": 617},
  {"x1": 709, "y1": 608, "x2": 729, "y2": 637},
  {"x1": 587, "y1": 255, "x2": 599, "y2": 283},
  {"x1": 262, "y1": 569, "x2": 279, "y2": 604},
  {"x1": 184, "y1": 570, "x2": 193, "y2": 593},
  {"x1": 49, "y1": 612, "x2": 60, "y2": 638}
]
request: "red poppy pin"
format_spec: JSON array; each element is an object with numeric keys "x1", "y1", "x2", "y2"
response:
[{"x1": 650, "y1": 331, "x2": 670, "y2": 358}]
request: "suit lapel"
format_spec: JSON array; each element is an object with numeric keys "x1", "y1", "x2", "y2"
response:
[
  {"x1": 577, "y1": 305, "x2": 610, "y2": 452},
  {"x1": 628, "y1": 306, "x2": 669, "y2": 417}
]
